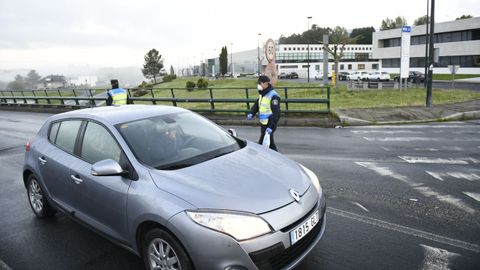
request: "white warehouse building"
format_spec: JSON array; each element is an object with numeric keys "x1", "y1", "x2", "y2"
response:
[
  {"x1": 372, "y1": 17, "x2": 480, "y2": 75},
  {"x1": 208, "y1": 44, "x2": 379, "y2": 78}
]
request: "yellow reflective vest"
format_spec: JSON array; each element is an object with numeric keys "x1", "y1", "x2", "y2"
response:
[
  {"x1": 108, "y1": 88, "x2": 128, "y2": 106},
  {"x1": 258, "y1": 90, "x2": 279, "y2": 125}
]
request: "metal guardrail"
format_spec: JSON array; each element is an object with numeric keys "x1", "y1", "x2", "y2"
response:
[{"x1": 0, "y1": 87, "x2": 330, "y2": 114}]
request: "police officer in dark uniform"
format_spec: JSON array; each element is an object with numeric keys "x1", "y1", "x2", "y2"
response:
[
  {"x1": 106, "y1": 79, "x2": 128, "y2": 106},
  {"x1": 247, "y1": 75, "x2": 281, "y2": 151}
]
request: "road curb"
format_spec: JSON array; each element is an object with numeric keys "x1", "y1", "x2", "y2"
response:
[{"x1": 338, "y1": 110, "x2": 480, "y2": 126}]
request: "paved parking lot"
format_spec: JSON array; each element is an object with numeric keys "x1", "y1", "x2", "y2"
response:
[{"x1": 0, "y1": 110, "x2": 479, "y2": 269}]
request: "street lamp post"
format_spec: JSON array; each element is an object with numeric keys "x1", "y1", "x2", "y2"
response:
[
  {"x1": 426, "y1": 0, "x2": 435, "y2": 107},
  {"x1": 230, "y1": 42, "x2": 234, "y2": 76},
  {"x1": 257, "y1": 33, "x2": 261, "y2": 74},
  {"x1": 307, "y1": 16, "x2": 312, "y2": 83}
]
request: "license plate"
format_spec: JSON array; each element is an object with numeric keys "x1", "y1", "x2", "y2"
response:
[{"x1": 290, "y1": 209, "x2": 320, "y2": 245}]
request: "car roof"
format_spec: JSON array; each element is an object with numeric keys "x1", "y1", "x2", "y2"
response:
[{"x1": 50, "y1": 105, "x2": 188, "y2": 125}]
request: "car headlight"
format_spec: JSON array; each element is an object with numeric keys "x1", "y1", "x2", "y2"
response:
[
  {"x1": 186, "y1": 211, "x2": 272, "y2": 241},
  {"x1": 299, "y1": 164, "x2": 321, "y2": 193}
]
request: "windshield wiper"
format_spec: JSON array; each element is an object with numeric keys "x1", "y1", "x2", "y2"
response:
[{"x1": 158, "y1": 163, "x2": 193, "y2": 170}]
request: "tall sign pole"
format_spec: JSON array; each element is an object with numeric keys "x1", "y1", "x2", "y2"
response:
[
  {"x1": 307, "y1": 16, "x2": 312, "y2": 82},
  {"x1": 400, "y1": 25, "x2": 411, "y2": 91},
  {"x1": 426, "y1": 0, "x2": 435, "y2": 107}
]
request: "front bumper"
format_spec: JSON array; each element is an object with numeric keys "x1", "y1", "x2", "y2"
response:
[{"x1": 167, "y1": 189, "x2": 326, "y2": 270}]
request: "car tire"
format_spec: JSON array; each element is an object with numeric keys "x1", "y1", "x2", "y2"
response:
[
  {"x1": 143, "y1": 228, "x2": 193, "y2": 270},
  {"x1": 27, "y1": 174, "x2": 56, "y2": 218}
]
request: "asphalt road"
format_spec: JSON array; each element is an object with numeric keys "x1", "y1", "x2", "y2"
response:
[{"x1": 0, "y1": 110, "x2": 479, "y2": 270}]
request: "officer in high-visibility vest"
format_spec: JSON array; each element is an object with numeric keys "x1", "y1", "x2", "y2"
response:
[
  {"x1": 106, "y1": 79, "x2": 128, "y2": 106},
  {"x1": 247, "y1": 75, "x2": 281, "y2": 151}
]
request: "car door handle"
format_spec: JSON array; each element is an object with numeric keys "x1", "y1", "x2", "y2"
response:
[
  {"x1": 38, "y1": 156, "x2": 47, "y2": 165},
  {"x1": 71, "y1": 175, "x2": 83, "y2": 184}
]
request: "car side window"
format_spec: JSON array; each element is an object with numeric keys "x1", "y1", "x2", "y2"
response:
[
  {"x1": 48, "y1": 122, "x2": 60, "y2": 143},
  {"x1": 81, "y1": 121, "x2": 121, "y2": 164},
  {"x1": 54, "y1": 120, "x2": 82, "y2": 154}
]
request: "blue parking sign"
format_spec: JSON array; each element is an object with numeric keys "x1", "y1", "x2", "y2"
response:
[{"x1": 402, "y1": 26, "x2": 411, "y2": 32}]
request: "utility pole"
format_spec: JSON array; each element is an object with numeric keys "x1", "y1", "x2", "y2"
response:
[
  {"x1": 424, "y1": 0, "x2": 430, "y2": 88},
  {"x1": 257, "y1": 33, "x2": 262, "y2": 74},
  {"x1": 307, "y1": 16, "x2": 312, "y2": 82},
  {"x1": 426, "y1": 0, "x2": 435, "y2": 107}
]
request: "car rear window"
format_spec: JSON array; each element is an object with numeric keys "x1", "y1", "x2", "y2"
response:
[
  {"x1": 48, "y1": 122, "x2": 60, "y2": 142},
  {"x1": 54, "y1": 120, "x2": 82, "y2": 154}
]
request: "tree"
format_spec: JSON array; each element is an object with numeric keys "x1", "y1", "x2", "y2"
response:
[
  {"x1": 7, "y1": 74, "x2": 26, "y2": 91},
  {"x1": 380, "y1": 16, "x2": 408, "y2": 30},
  {"x1": 349, "y1": 27, "x2": 375, "y2": 44},
  {"x1": 219, "y1": 46, "x2": 228, "y2": 76},
  {"x1": 322, "y1": 26, "x2": 357, "y2": 89},
  {"x1": 142, "y1": 49, "x2": 163, "y2": 84},
  {"x1": 26, "y1": 70, "x2": 41, "y2": 89},
  {"x1": 170, "y1": 65, "x2": 175, "y2": 76},
  {"x1": 456, "y1": 15, "x2": 472, "y2": 20},
  {"x1": 279, "y1": 24, "x2": 331, "y2": 44},
  {"x1": 414, "y1": 15, "x2": 429, "y2": 26}
]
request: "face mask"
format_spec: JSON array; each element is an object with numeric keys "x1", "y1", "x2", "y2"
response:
[{"x1": 257, "y1": 84, "x2": 263, "y2": 91}]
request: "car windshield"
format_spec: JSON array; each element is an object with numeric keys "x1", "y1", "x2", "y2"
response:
[{"x1": 116, "y1": 112, "x2": 242, "y2": 170}]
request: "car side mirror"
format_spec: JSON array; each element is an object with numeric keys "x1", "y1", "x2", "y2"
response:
[
  {"x1": 227, "y1": 128, "x2": 237, "y2": 137},
  {"x1": 91, "y1": 159, "x2": 126, "y2": 176}
]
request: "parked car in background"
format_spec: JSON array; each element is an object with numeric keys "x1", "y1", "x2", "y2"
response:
[
  {"x1": 287, "y1": 72, "x2": 299, "y2": 79},
  {"x1": 366, "y1": 71, "x2": 391, "y2": 81},
  {"x1": 347, "y1": 71, "x2": 369, "y2": 81},
  {"x1": 23, "y1": 105, "x2": 326, "y2": 270},
  {"x1": 394, "y1": 71, "x2": 425, "y2": 83},
  {"x1": 314, "y1": 71, "x2": 333, "y2": 80},
  {"x1": 278, "y1": 72, "x2": 288, "y2": 79},
  {"x1": 338, "y1": 72, "x2": 351, "y2": 81}
]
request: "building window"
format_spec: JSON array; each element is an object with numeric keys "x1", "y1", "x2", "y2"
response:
[
  {"x1": 348, "y1": 64, "x2": 352, "y2": 70},
  {"x1": 372, "y1": 64, "x2": 379, "y2": 70},
  {"x1": 340, "y1": 64, "x2": 344, "y2": 70},
  {"x1": 358, "y1": 64, "x2": 365, "y2": 70},
  {"x1": 382, "y1": 58, "x2": 400, "y2": 68}
]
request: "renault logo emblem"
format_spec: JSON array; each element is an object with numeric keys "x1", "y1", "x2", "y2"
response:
[{"x1": 289, "y1": 188, "x2": 300, "y2": 202}]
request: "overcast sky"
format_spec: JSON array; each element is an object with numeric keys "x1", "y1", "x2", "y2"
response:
[{"x1": 0, "y1": 0, "x2": 479, "y2": 72}]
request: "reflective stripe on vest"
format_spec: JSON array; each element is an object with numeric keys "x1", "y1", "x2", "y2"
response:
[
  {"x1": 258, "y1": 90, "x2": 278, "y2": 125},
  {"x1": 109, "y1": 88, "x2": 127, "y2": 105}
]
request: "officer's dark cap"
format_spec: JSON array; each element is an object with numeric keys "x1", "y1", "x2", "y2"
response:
[
  {"x1": 110, "y1": 79, "x2": 119, "y2": 85},
  {"x1": 258, "y1": 75, "x2": 270, "y2": 83}
]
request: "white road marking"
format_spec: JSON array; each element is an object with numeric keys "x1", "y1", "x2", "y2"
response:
[
  {"x1": 414, "y1": 186, "x2": 475, "y2": 214},
  {"x1": 426, "y1": 171, "x2": 480, "y2": 182},
  {"x1": 415, "y1": 148, "x2": 439, "y2": 152},
  {"x1": 351, "y1": 130, "x2": 424, "y2": 134},
  {"x1": 419, "y1": 244, "x2": 459, "y2": 270},
  {"x1": 426, "y1": 171, "x2": 445, "y2": 181},
  {"x1": 363, "y1": 137, "x2": 440, "y2": 142},
  {"x1": 355, "y1": 162, "x2": 476, "y2": 214},
  {"x1": 364, "y1": 137, "x2": 480, "y2": 142},
  {"x1": 464, "y1": 192, "x2": 480, "y2": 202},
  {"x1": 399, "y1": 156, "x2": 475, "y2": 165},
  {"x1": 357, "y1": 124, "x2": 476, "y2": 129},
  {"x1": 410, "y1": 198, "x2": 419, "y2": 202},
  {"x1": 328, "y1": 207, "x2": 480, "y2": 253},
  {"x1": 352, "y1": 202, "x2": 369, "y2": 212}
]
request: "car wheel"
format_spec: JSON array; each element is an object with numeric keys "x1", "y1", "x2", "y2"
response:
[
  {"x1": 27, "y1": 175, "x2": 55, "y2": 218},
  {"x1": 143, "y1": 228, "x2": 193, "y2": 270}
]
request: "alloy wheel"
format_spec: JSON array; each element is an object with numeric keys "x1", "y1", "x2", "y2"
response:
[
  {"x1": 29, "y1": 179, "x2": 43, "y2": 213},
  {"x1": 148, "y1": 238, "x2": 181, "y2": 270}
]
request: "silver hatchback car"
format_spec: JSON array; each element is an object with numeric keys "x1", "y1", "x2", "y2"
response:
[{"x1": 23, "y1": 105, "x2": 326, "y2": 270}]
